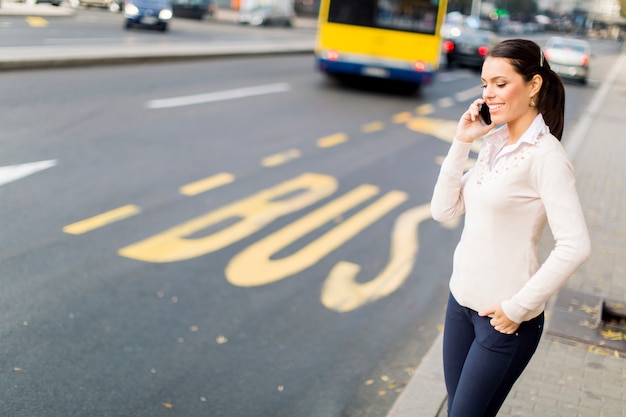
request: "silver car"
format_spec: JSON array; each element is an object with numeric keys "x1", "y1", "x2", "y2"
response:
[
  {"x1": 237, "y1": 5, "x2": 294, "y2": 27},
  {"x1": 544, "y1": 37, "x2": 591, "y2": 84},
  {"x1": 75, "y1": 0, "x2": 124, "y2": 12}
]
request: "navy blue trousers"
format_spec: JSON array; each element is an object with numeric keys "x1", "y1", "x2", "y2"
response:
[{"x1": 443, "y1": 293, "x2": 544, "y2": 417}]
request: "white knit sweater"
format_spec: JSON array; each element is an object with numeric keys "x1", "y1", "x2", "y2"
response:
[{"x1": 431, "y1": 115, "x2": 591, "y2": 323}]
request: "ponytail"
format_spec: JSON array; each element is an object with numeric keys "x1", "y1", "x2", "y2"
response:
[
  {"x1": 488, "y1": 39, "x2": 566, "y2": 140},
  {"x1": 536, "y1": 60, "x2": 565, "y2": 140}
]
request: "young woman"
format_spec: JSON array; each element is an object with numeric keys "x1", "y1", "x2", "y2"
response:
[{"x1": 430, "y1": 39, "x2": 591, "y2": 417}]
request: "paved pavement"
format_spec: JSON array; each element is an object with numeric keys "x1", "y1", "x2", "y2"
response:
[{"x1": 2, "y1": 3, "x2": 625, "y2": 416}]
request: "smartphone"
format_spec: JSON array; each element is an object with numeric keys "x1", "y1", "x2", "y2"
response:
[{"x1": 479, "y1": 103, "x2": 492, "y2": 125}]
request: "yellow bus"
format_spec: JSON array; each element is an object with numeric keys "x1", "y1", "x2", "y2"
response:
[{"x1": 315, "y1": 0, "x2": 448, "y2": 87}]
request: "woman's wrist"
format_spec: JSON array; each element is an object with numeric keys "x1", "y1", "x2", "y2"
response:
[{"x1": 454, "y1": 136, "x2": 474, "y2": 144}]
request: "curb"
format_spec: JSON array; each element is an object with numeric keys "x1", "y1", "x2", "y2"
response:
[
  {"x1": 385, "y1": 332, "x2": 446, "y2": 417},
  {"x1": 0, "y1": 42, "x2": 315, "y2": 70}
]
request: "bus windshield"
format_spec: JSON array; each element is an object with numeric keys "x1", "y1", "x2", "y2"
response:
[{"x1": 328, "y1": 0, "x2": 440, "y2": 35}]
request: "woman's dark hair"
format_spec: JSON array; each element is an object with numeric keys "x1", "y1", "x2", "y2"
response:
[{"x1": 487, "y1": 39, "x2": 565, "y2": 140}]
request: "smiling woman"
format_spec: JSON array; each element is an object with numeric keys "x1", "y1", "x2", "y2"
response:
[{"x1": 431, "y1": 39, "x2": 590, "y2": 417}]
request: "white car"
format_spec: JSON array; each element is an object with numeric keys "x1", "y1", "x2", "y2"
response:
[
  {"x1": 75, "y1": 0, "x2": 123, "y2": 12},
  {"x1": 544, "y1": 37, "x2": 591, "y2": 84}
]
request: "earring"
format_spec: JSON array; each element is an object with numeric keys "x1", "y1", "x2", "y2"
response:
[{"x1": 529, "y1": 99, "x2": 536, "y2": 107}]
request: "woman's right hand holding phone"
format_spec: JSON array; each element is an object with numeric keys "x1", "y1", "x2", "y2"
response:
[{"x1": 455, "y1": 99, "x2": 494, "y2": 144}]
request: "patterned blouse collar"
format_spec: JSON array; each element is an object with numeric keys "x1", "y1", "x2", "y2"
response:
[
  {"x1": 481, "y1": 114, "x2": 550, "y2": 170},
  {"x1": 484, "y1": 113, "x2": 550, "y2": 148}
]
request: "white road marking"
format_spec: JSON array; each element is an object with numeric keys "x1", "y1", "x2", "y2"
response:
[
  {"x1": 43, "y1": 38, "x2": 128, "y2": 45},
  {"x1": 0, "y1": 160, "x2": 57, "y2": 187},
  {"x1": 147, "y1": 83, "x2": 290, "y2": 109},
  {"x1": 455, "y1": 85, "x2": 482, "y2": 103}
]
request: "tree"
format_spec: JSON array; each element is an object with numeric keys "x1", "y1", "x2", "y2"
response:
[{"x1": 494, "y1": 0, "x2": 537, "y2": 20}]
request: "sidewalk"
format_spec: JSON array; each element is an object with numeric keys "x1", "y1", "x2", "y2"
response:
[{"x1": 388, "y1": 53, "x2": 626, "y2": 417}]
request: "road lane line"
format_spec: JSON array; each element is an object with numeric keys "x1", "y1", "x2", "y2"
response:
[
  {"x1": 392, "y1": 112, "x2": 412, "y2": 124},
  {"x1": 361, "y1": 121, "x2": 384, "y2": 133},
  {"x1": 317, "y1": 133, "x2": 347, "y2": 148},
  {"x1": 0, "y1": 159, "x2": 57, "y2": 187},
  {"x1": 261, "y1": 149, "x2": 301, "y2": 167},
  {"x1": 179, "y1": 172, "x2": 235, "y2": 196},
  {"x1": 43, "y1": 38, "x2": 127, "y2": 45},
  {"x1": 416, "y1": 104, "x2": 434, "y2": 115},
  {"x1": 455, "y1": 85, "x2": 482, "y2": 103},
  {"x1": 26, "y1": 17, "x2": 48, "y2": 28},
  {"x1": 147, "y1": 83, "x2": 290, "y2": 109},
  {"x1": 437, "y1": 97, "x2": 455, "y2": 108},
  {"x1": 63, "y1": 205, "x2": 141, "y2": 235}
]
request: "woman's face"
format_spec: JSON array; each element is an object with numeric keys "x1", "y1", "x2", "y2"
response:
[{"x1": 480, "y1": 56, "x2": 537, "y2": 126}]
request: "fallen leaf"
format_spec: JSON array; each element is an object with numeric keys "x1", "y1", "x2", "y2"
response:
[
  {"x1": 580, "y1": 304, "x2": 598, "y2": 314},
  {"x1": 190, "y1": 325, "x2": 199, "y2": 332},
  {"x1": 12, "y1": 367, "x2": 22, "y2": 372},
  {"x1": 600, "y1": 328, "x2": 625, "y2": 341},
  {"x1": 162, "y1": 402, "x2": 173, "y2": 409},
  {"x1": 277, "y1": 385, "x2": 284, "y2": 392},
  {"x1": 381, "y1": 375, "x2": 390, "y2": 382},
  {"x1": 578, "y1": 320, "x2": 596, "y2": 329},
  {"x1": 364, "y1": 379, "x2": 374, "y2": 386},
  {"x1": 588, "y1": 345, "x2": 610, "y2": 356},
  {"x1": 216, "y1": 335, "x2": 228, "y2": 344}
]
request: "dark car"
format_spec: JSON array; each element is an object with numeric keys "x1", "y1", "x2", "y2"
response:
[
  {"x1": 35, "y1": 0, "x2": 62, "y2": 6},
  {"x1": 443, "y1": 30, "x2": 499, "y2": 69},
  {"x1": 237, "y1": 5, "x2": 294, "y2": 27},
  {"x1": 124, "y1": 0, "x2": 173, "y2": 31},
  {"x1": 170, "y1": 0, "x2": 216, "y2": 19}
]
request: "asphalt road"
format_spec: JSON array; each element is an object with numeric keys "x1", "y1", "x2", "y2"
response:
[
  {"x1": 0, "y1": 6, "x2": 316, "y2": 47},
  {"x1": 1, "y1": 54, "x2": 459, "y2": 417},
  {"x1": 0, "y1": 13, "x2": 620, "y2": 416}
]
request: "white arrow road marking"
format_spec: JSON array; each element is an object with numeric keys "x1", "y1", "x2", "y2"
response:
[
  {"x1": 147, "y1": 83, "x2": 290, "y2": 109},
  {"x1": 0, "y1": 160, "x2": 58, "y2": 187}
]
